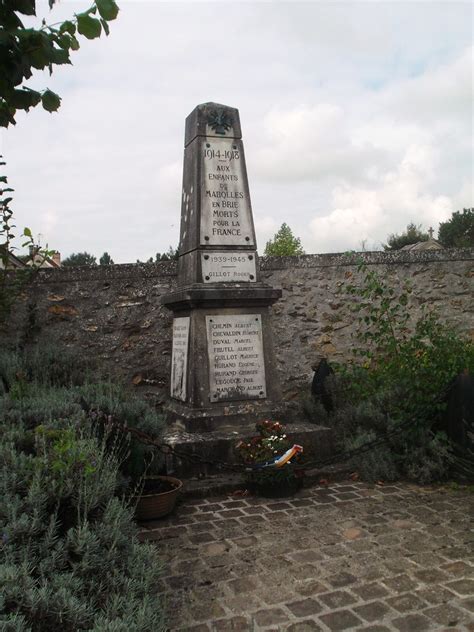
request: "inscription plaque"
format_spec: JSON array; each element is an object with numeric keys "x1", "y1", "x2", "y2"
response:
[
  {"x1": 206, "y1": 314, "x2": 266, "y2": 402},
  {"x1": 171, "y1": 317, "x2": 190, "y2": 401},
  {"x1": 201, "y1": 251, "x2": 257, "y2": 283},
  {"x1": 200, "y1": 137, "x2": 255, "y2": 246}
]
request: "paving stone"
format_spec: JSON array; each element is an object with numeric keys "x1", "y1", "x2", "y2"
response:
[
  {"x1": 386, "y1": 592, "x2": 427, "y2": 613},
  {"x1": 446, "y1": 578, "x2": 474, "y2": 595},
  {"x1": 286, "y1": 622, "x2": 322, "y2": 632},
  {"x1": 357, "y1": 627, "x2": 391, "y2": 632},
  {"x1": 319, "y1": 590, "x2": 356, "y2": 609},
  {"x1": 353, "y1": 600, "x2": 392, "y2": 622},
  {"x1": 230, "y1": 535, "x2": 258, "y2": 548},
  {"x1": 227, "y1": 577, "x2": 258, "y2": 595},
  {"x1": 212, "y1": 616, "x2": 250, "y2": 631},
  {"x1": 187, "y1": 600, "x2": 227, "y2": 623},
  {"x1": 415, "y1": 585, "x2": 457, "y2": 605},
  {"x1": 322, "y1": 544, "x2": 348, "y2": 558},
  {"x1": 258, "y1": 586, "x2": 297, "y2": 606},
  {"x1": 285, "y1": 598, "x2": 322, "y2": 617},
  {"x1": 460, "y1": 597, "x2": 474, "y2": 613},
  {"x1": 392, "y1": 613, "x2": 432, "y2": 631},
  {"x1": 200, "y1": 504, "x2": 224, "y2": 513},
  {"x1": 382, "y1": 573, "x2": 419, "y2": 593},
  {"x1": 342, "y1": 527, "x2": 363, "y2": 540},
  {"x1": 289, "y1": 564, "x2": 318, "y2": 580},
  {"x1": 441, "y1": 560, "x2": 473, "y2": 576},
  {"x1": 224, "y1": 594, "x2": 262, "y2": 615},
  {"x1": 190, "y1": 521, "x2": 216, "y2": 532},
  {"x1": 296, "y1": 579, "x2": 328, "y2": 597},
  {"x1": 326, "y1": 572, "x2": 357, "y2": 588},
  {"x1": 217, "y1": 509, "x2": 246, "y2": 518},
  {"x1": 318, "y1": 609, "x2": 363, "y2": 630},
  {"x1": 253, "y1": 607, "x2": 288, "y2": 627},
  {"x1": 239, "y1": 515, "x2": 267, "y2": 525},
  {"x1": 189, "y1": 532, "x2": 216, "y2": 544},
  {"x1": 289, "y1": 550, "x2": 323, "y2": 563},
  {"x1": 423, "y1": 603, "x2": 471, "y2": 626},
  {"x1": 413, "y1": 567, "x2": 450, "y2": 583},
  {"x1": 202, "y1": 542, "x2": 229, "y2": 556},
  {"x1": 223, "y1": 500, "x2": 248, "y2": 508},
  {"x1": 353, "y1": 582, "x2": 391, "y2": 600}
]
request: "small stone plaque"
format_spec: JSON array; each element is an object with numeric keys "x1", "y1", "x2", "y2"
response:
[
  {"x1": 206, "y1": 314, "x2": 266, "y2": 402},
  {"x1": 171, "y1": 317, "x2": 190, "y2": 401},
  {"x1": 201, "y1": 251, "x2": 257, "y2": 283},
  {"x1": 200, "y1": 137, "x2": 255, "y2": 246}
]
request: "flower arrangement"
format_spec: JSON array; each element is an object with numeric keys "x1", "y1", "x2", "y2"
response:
[{"x1": 236, "y1": 420, "x2": 304, "y2": 496}]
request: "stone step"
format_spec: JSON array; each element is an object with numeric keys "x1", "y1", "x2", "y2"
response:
[
  {"x1": 177, "y1": 462, "x2": 354, "y2": 499},
  {"x1": 162, "y1": 421, "x2": 334, "y2": 478}
]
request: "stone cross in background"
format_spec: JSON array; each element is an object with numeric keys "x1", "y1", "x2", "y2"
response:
[{"x1": 162, "y1": 102, "x2": 282, "y2": 432}]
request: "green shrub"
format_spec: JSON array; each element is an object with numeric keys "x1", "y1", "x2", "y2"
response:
[
  {"x1": 0, "y1": 349, "x2": 166, "y2": 631},
  {"x1": 309, "y1": 258, "x2": 474, "y2": 484}
]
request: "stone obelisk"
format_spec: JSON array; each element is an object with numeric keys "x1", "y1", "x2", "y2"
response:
[{"x1": 162, "y1": 103, "x2": 282, "y2": 432}]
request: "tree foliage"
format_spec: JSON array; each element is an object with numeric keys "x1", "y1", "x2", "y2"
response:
[
  {"x1": 323, "y1": 257, "x2": 474, "y2": 483},
  {"x1": 264, "y1": 223, "x2": 305, "y2": 256},
  {"x1": 62, "y1": 251, "x2": 97, "y2": 267},
  {"x1": 383, "y1": 222, "x2": 429, "y2": 251},
  {"x1": 0, "y1": 0, "x2": 119, "y2": 127},
  {"x1": 0, "y1": 158, "x2": 54, "y2": 325},
  {"x1": 99, "y1": 251, "x2": 114, "y2": 265},
  {"x1": 137, "y1": 246, "x2": 179, "y2": 264},
  {"x1": 438, "y1": 208, "x2": 474, "y2": 249}
]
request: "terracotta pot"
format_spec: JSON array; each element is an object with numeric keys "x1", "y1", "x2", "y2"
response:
[{"x1": 134, "y1": 476, "x2": 183, "y2": 520}]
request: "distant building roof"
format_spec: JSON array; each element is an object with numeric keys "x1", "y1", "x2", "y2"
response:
[
  {"x1": 0, "y1": 246, "x2": 27, "y2": 269},
  {"x1": 401, "y1": 239, "x2": 444, "y2": 251}
]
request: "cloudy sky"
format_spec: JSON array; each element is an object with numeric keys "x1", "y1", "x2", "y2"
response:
[{"x1": 2, "y1": 0, "x2": 472, "y2": 262}]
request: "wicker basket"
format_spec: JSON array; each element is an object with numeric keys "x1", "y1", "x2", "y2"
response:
[{"x1": 134, "y1": 476, "x2": 183, "y2": 520}]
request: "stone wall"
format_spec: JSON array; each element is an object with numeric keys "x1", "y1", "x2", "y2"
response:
[{"x1": 6, "y1": 249, "x2": 473, "y2": 405}]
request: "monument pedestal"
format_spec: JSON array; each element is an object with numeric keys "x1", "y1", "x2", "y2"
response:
[{"x1": 162, "y1": 285, "x2": 281, "y2": 432}]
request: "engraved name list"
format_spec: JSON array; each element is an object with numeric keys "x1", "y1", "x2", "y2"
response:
[{"x1": 206, "y1": 314, "x2": 266, "y2": 401}]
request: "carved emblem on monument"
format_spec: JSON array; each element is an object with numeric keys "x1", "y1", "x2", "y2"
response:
[{"x1": 207, "y1": 108, "x2": 233, "y2": 135}]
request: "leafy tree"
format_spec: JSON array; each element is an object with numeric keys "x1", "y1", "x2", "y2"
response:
[
  {"x1": 0, "y1": 0, "x2": 119, "y2": 127},
  {"x1": 156, "y1": 245, "x2": 179, "y2": 261},
  {"x1": 62, "y1": 251, "x2": 97, "y2": 266},
  {"x1": 99, "y1": 251, "x2": 114, "y2": 265},
  {"x1": 264, "y1": 223, "x2": 305, "y2": 256},
  {"x1": 136, "y1": 246, "x2": 179, "y2": 264},
  {"x1": 383, "y1": 222, "x2": 429, "y2": 251},
  {"x1": 438, "y1": 208, "x2": 474, "y2": 249}
]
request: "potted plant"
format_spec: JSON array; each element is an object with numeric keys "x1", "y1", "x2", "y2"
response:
[
  {"x1": 134, "y1": 475, "x2": 183, "y2": 520},
  {"x1": 79, "y1": 382, "x2": 183, "y2": 520},
  {"x1": 236, "y1": 420, "x2": 304, "y2": 497}
]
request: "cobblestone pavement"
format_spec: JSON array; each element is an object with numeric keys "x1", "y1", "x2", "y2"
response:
[{"x1": 140, "y1": 481, "x2": 474, "y2": 631}]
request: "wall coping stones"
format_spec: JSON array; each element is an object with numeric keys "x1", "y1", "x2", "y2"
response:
[
  {"x1": 23, "y1": 248, "x2": 473, "y2": 285},
  {"x1": 27, "y1": 260, "x2": 178, "y2": 284},
  {"x1": 259, "y1": 248, "x2": 474, "y2": 270}
]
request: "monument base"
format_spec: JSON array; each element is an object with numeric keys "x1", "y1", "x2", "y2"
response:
[
  {"x1": 165, "y1": 397, "x2": 283, "y2": 433},
  {"x1": 162, "y1": 285, "x2": 282, "y2": 433},
  {"x1": 163, "y1": 421, "x2": 335, "y2": 477}
]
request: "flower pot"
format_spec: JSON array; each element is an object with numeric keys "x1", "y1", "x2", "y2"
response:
[{"x1": 134, "y1": 476, "x2": 183, "y2": 520}]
